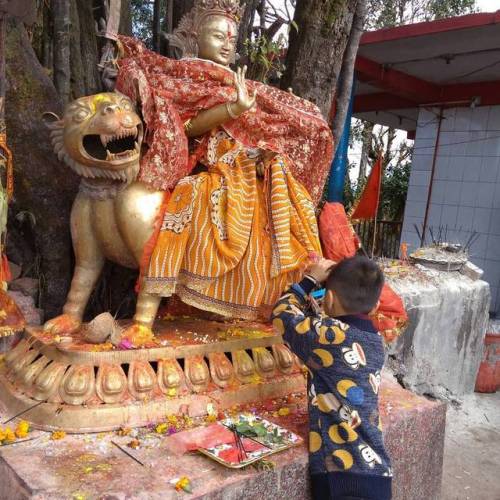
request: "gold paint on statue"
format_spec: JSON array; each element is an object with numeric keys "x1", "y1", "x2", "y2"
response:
[
  {"x1": 0, "y1": 324, "x2": 303, "y2": 432},
  {"x1": 0, "y1": 0, "x2": 311, "y2": 432},
  {"x1": 42, "y1": 5, "x2": 257, "y2": 341},
  {"x1": 43, "y1": 92, "x2": 164, "y2": 342}
]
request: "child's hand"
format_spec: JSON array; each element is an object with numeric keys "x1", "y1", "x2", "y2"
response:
[{"x1": 306, "y1": 258, "x2": 336, "y2": 284}]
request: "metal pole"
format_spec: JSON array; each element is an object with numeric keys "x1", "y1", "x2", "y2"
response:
[{"x1": 421, "y1": 108, "x2": 443, "y2": 246}]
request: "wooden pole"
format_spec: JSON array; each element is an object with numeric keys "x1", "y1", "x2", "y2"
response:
[{"x1": 371, "y1": 214, "x2": 377, "y2": 259}]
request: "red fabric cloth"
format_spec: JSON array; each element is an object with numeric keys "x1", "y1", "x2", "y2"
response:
[
  {"x1": 319, "y1": 201, "x2": 361, "y2": 261},
  {"x1": 115, "y1": 36, "x2": 333, "y2": 204},
  {"x1": 319, "y1": 202, "x2": 407, "y2": 342},
  {"x1": 351, "y1": 155, "x2": 383, "y2": 220}
]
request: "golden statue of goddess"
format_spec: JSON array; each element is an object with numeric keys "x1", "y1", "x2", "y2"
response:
[
  {"x1": 44, "y1": 0, "x2": 333, "y2": 344},
  {"x1": 115, "y1": 0, "x2": 333, "y2": 330}
]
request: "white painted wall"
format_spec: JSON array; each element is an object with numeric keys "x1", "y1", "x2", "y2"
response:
[{"x1": 401, "y1": 105, "x2": 500, "y2": 314}]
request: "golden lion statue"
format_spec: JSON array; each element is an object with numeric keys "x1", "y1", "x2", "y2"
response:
[{"x1": 43, "y1": 93, "x2": 164, "y2": 345}]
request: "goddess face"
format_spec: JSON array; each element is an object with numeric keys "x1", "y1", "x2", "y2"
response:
[{"x1": 197, "y1": 15, "x2": 237, "y2": 66}]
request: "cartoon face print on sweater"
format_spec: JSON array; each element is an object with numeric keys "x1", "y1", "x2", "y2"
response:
[
  {"x1": 310, "y1": 383, "x2": 342, "y2": 413},
  {"x1": 358, "y1": 444, "x2": 382, "y2": 468},
  {"x1": 341, "y1": 342, "x2": 367, "y2": 370},
  {"x1": 369, "y1": 370, "x2": 381, "y2": 394},
  {"x1": 338, "y1": 404, "x2": 362, "y2": 430}
]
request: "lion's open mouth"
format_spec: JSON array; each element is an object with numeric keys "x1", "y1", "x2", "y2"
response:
[{"x1": 82, "y1": 125, "x2": 141, "y2": 162}]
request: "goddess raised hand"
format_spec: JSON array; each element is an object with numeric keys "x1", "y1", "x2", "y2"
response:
[
  {"x1": 184, "y1": 64, "x2": 257, "y2": 137},
  {"x1": 229, "y1": 66, "x2": 257, "y2": 116}
]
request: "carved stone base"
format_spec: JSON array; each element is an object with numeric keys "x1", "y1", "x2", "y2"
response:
[{"x1": 0, "y1": 319, "x2": 303, "y2": 432}]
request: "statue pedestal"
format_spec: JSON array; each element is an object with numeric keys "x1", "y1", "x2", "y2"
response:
[
  {"x1": 0, "y1": 373, "x2": 446, "y2": 500},
  {"x1": 0, "y1": 319, "x2": 302, "y2": 432}
]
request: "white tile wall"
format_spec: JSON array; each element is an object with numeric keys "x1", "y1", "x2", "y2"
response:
[{"x1": 401, "y1": 105, "x2": 500, "y2": 314}]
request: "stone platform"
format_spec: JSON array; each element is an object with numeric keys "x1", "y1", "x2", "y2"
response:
[
  {"x1": 0, "y1": 374, "x2": 446, "y2": 500},
  {"x1": 0, "y1": 320, "x2": 302, "y2": 432}
]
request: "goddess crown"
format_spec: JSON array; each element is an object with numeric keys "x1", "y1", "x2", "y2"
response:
[{"x1": 168, "y1": 0, "x2": 243, "y2": 58}]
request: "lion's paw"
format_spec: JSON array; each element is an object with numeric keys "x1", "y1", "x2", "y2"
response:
[{"x1": 43, "y1": 314, "x2": 81, "y2": 335}]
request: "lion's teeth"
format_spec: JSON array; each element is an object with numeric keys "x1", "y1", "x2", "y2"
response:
[
  {"x1": 106, "y1": 149, "x2": 113, "y2": 160},
  {"x1": 134, "y1": 141, "x2": 138, "y2": 150},
  {"x1": 100, "y1": 135, "x2": 108, "y2": 147}
]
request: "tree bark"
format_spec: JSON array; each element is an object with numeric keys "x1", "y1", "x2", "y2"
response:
[
  {"x1": 331, "y1": 0, "x2": 367, "y2": 155},
  {"x1": 119, "y1": 0, "x2": 133, "y2": 36},
  {"x1": 0, "y1": 15, "x2": 6, "y2": 136},
  {"x1": 41, "y1": 4, "x2": 53, "y2": 71},
  {"x1": 69, "y1": 0, "x2": 85, "y2": 98},
  {"x1": 384, "y1": 126, "x2": 396, "y2": 168},
  {"x1": 237, "y1": 0, "x2": 260, "y2": 55},
  {"x1": 76, "y1": 0, "x2": 100, "y2": 95},
  {"x1": 52, "y1": 0, "x2": 71, "y2": 104},
  {"x1": 281, "y1": 0, "x2": 358, "y2": 118},
  {"x1": 172, "y1": 0, "x2": 194, "y2": 29},
  {"x1": 5, "y1": 19, "x2": 79, "y2": 318},
  {"x1": 153, "y1": 0, "x2": 162, "y2": 52}
]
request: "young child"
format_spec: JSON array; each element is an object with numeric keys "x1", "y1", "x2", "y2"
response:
[{"x1": 272, "y1": 256, "x2": 392, "y2": 500}]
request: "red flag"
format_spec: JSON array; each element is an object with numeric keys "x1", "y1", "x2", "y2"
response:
[{"x1": 351, "y1": 154, "x2": 383, "y2": 220}]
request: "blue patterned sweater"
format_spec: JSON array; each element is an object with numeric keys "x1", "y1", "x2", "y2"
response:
[{"x1": 271, "y1": 280, "x2": 392, "y2": 490}]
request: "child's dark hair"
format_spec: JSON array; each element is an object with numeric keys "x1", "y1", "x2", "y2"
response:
[{"x1": 325, "y1": 256, "x2": 384, "y2": 314}]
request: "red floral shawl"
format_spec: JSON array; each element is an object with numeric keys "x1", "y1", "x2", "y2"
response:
[{"x1": 115, "y1": 36, "x2": 333, "y2": 204}]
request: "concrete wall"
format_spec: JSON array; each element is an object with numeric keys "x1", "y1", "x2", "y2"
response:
[
  {"x1": 401, "y1": 105, "x2": 500, "y2": 314},
  {"x1": 387, "y1": 268, "x2": 490, "y2": 401}
]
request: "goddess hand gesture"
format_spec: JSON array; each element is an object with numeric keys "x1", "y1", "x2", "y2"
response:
[{"x1": 231, "y1": 66, "x2": 257, "y2": 116}]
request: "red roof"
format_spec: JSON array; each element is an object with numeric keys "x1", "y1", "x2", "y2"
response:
[{"x1": 353, "y1": 11, "x2": 500, "y2": 131}]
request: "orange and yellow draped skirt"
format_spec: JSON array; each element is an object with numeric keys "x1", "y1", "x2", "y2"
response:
[{"x1": 143, "y1": 131, "x2": 321, "y2": 319}]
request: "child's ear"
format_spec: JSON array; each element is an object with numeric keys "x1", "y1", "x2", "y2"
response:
[{"x1": 325, "y1": 289, "x2": 334, "y2": 307}]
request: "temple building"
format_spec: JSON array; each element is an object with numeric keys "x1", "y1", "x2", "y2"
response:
[{"x1": 352, "y1": 10, "x2": 500, "y2": 315}]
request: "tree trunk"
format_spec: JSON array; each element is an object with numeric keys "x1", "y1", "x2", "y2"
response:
[
  {"x1": 5, "y1": 19, "x2": 79, "y2": 318},
  {"x1": 172, "y1": 0, "x2": 194, "y2": 29},
  {"x1": 0, "y1": 15, "x2": 6, "y2": 136},
  {"x1": 358, "y1": 121, "x2": 373, "y2": 185},
  {"x1": 52, "y1": 0, "x2": 71, "y2": 104},
  {"x1": 331, "y1": 0, "x2": 367, "y2": 155},
  {"x1": 119, "y1": 0, "x2": 133, "y2": 36},
  {"x1": 68, "y1": 0, "x2": 102, "y2": 98},
  {"x1": 384, "y1": 127, "x2": 396, "y2": 168},
  {"x1": 153, "y1": 0, "x2": 162, "y2": 52},
  {"x1": 237, "y1": 0, "x2": 260, "y2": 54},
  {"x1": 41, "y1": 6, "x2": 53, "y2": 70},
  {"x1": 281, "y1": 0, "x2": 358, "y2": 118},
  {"x1": 75, "y1": 0, "x2": 101, "y2": 95},
  {"x1": 69, "y1": 0, "x2": 85, "y2": 98}
]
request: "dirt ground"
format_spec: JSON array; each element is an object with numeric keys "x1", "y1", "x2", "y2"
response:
[{"x1": 441, "y1": 391, "x2": 500, "y2": 500}]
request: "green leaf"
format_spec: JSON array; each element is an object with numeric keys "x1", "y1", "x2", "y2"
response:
[{"x1": 252, "y1": 423, "x2": 267, "y2": 437}]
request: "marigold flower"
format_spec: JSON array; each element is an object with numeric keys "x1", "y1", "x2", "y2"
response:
[
  {"x1": 175, "y1": 476, "x2": 192, "y2": 493},
  {"x1": 15, "y1": 420, "x2": 30, "y2": 439},
  {"x1": 3, "y1": 427, "x2": 16, "y2": 443},
  {"x1": 51, "y1": 430, "x2": 66, "y2": 440},
  {"x1": 155, "y1": 423, "x2": 168, "y2": 434}
]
